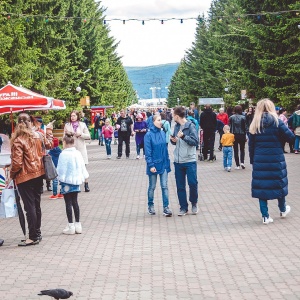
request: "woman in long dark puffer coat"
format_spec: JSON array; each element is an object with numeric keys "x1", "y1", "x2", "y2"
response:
[{"x1": 248, "y1": 99, "x2": 294, "y2": 225}]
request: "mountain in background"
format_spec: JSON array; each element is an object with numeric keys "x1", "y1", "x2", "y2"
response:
[{"x1": 125, "y1": 63, "x2": 179, "y2": 100}]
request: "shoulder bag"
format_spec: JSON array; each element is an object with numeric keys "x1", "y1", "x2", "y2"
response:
[{"x1": 38, "y1": 133, "x2": 58, "y2": 180}]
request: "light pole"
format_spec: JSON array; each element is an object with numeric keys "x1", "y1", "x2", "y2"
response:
[
  {"x1": 76, "y1": 69, "x2": 91, "y2": 92},
  {"x1": 177, "y1": 97, "x2": 180, "y2": 106}
]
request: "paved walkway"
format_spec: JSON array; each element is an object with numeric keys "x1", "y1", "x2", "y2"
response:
[{"x1": 1, "y1": 138, "x2": 300, "y2": 299}]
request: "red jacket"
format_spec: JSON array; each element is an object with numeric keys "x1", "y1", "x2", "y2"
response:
[
  {"x1": 102, "y1": 125, "x2": 114, "y2": 138},
  {"x1": 217, "y1": 113, "x2": 229, "y2": 125}
]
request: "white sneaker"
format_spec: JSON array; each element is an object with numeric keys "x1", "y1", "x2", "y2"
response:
[
  {"x1": 136, "y1": 155, "x2": 140, "y2": 159},
  {"x1": 75, "y1": 222, "x2": 82, "y2": 234},
  {"x1": 107, "y1": 155, "x2": 111, "y2": 159},
  {"x1": 262, "y1": 216, "x2": 273, "y2": 225},
  {"x1": 241, "y1": 163, "x2": 245, "y2": 169},
  {"x1": 235, "y1": 166, "x2": 240, "y2": 170},
  {"x1": 227, "y1": 167, "x2": 231, "y2": 172},
  {"x1": 224, "y1": 167, "x2": 228, "y2": 171},
  {"x1": 280, "y1": 205, "x2": 291, "y2": 218},
  {"x1": 63, "y1": 223, "x2": 75, "y2": 235}
]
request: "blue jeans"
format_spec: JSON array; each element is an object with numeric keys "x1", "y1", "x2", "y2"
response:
[
  {"x1": 294, "y1": 135, "x2": 300, "y2": 150},
  {"x1": 148, "y1": 170, "x2": 169, "y2": 207},
  {"x1": 223, "y1": 146, "x2": 233, "y2": 168},
  {"x1": 174, "y1": 161, "x2": 198, "y2": 211},
  {"x1": 259, "y1": 198, "x2": 286, "y2": 218},
  {"x1": 98, "y1": 129, "x2": 103, "y2": 143},
  {"x1": 52, "y1": 177, "x2": 58, "y2": 195},
  {"x1": 104, "y1": 138, "x2": 112, "y2": 155},
  {"x1": 136, "y1": 143, "x2": 144, "y2": 156}
]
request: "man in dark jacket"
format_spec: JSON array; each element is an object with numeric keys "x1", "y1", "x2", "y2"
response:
[
  {"x1": 200, "y1": 105, "x2": 217, "y2": 162},
  {"x1": 116, "y1": 109, "x2": 134, "y2": 159}
]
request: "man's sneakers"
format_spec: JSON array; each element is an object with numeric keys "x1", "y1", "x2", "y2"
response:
[
  {"x1": 262, "y1": 216, "x2": 274, "y2": 225},
  {"x1": 49, "y1": 195, "x2": 57, "y2": 199},
  {"x1": 235, "y1": 166, "x2": 240, "y2": 170},
  {"x1": 178, "y1": 209, "x2": 188, "y2": 216},
  {"x1": 280, "y1": 205, "x2": 291, "y2": 218},
  {"x1": 241, "y1": 163, "x2": 245, "y2": 169},
  {"x1": 136, "y1": 155, "x2": 140, "y2": 159},
  {"x1": 148, "y1": 205, "x2": 156, "y2": 215},
  {"x1": 191, "y1": 204, "x2": 198, "y2": 215},
  {"x1": 163, "y1": 207, "x2": 172, "y2": 217}
]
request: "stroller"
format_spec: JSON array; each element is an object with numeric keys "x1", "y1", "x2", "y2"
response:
[
  {"x1": 198, "y1": 129, "x2": 216, "y2": 161},
  {"x1": 113, "y1": 128, "x2": 118, "y2": 145}
]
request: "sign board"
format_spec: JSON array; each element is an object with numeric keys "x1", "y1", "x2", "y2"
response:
[
  {"x1": 199, "y1": 98, "x2": 224, "y2": 105},
  {"x1": 241, "y1": 90, "x2": 247, "y2": 100},
  {"x1": 80, "y1": 96, "x2": 90, "y2": 106}
]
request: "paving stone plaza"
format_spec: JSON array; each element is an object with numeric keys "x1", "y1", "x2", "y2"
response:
[{"x1": 1, "y1": 139, "x2": 300, "y2": 299}]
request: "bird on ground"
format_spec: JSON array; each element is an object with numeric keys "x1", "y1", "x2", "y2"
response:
[{"x1": 38, "y1": 289, "x2": 73, "y2": 299}]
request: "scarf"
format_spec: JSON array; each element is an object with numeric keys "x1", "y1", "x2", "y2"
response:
[{"x1": 71, "y1": 121, "x2": 79, "y2": 133}]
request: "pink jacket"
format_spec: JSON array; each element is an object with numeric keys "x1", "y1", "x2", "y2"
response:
[{"x1": 102, "y1": 125, "x2": 114, "y2": 138}]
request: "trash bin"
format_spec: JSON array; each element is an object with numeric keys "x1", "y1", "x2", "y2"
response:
[{"x1": 90, "y1": 128, "x2": 98, "y2": 140}]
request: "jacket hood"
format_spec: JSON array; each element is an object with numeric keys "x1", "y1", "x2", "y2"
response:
[
  {"x1": 203, "y1": 108, "x2": 212, "y2": 113},
  {"x1": 261, "y1": 112, "x2": 276, "y2": 128},
  {"x1": 149, "y1": 124, "x2": 161, "y2": 133},
  {"x1": 295, "y1": 110, "x2": 300, "y2": 115}
]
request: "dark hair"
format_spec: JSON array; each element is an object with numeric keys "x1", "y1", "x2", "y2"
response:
[
  {"x1": 173, "y1": 106, "x2": 185, "y2": 118},
  {"x1": 279, "y1": 108, "x2": 286, "y2": 114},
  {"x1": 190, "y1": 102, "x2": 195, "y2": 106},
  {"x1": 63, "y1": 131, "x2": 75, "y2": 145},
  {"x1": 160, "y1": 112, "x2": 166, "y2": 120},
  {"x1": 188, "y1": 110, "x2": 195, "y2": 117},
  {"x1": 234, "y1": 105, "x2": 243, "y2": 115},
  {"x1": 69, "y1": 110, "x2": 80, "y2": 123}
]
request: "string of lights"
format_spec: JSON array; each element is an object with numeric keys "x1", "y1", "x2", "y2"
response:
[{"x1": 1, "y1": 9, "x2": 300, "y2": 24}]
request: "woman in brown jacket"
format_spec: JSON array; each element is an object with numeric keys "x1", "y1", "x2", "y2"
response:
[{"x1": 10, "y1": 113, "x2": 53, "y2": 246}]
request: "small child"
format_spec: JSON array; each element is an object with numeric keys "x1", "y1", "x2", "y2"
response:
[
  {"x1": 102, "y1": 119, "x2": 114, "y2": 159},
  {"x1": 48, "y1": 137, "x2": 63, "y2": 199},
  {"x1": 220, "y1": 125, "x2": 235, "y2": 172},
  {"x1": 57, "y1": 132, "x2": 89, "y2": 235},
  {"x1": 114, "y1": 125, "x2": 119, "y2": 145}
]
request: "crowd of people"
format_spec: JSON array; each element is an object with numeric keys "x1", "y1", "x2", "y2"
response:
[{"x1": 0, "y1": 99, "x2": 299, "y2": 247}]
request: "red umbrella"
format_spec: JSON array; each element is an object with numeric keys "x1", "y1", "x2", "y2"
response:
[
  {"x1": 0, "y1": 83, "x2": 66, "y2": 130},
  {"x1": 0, "y1": 99, "x2": 66, "y2": 115},
  {"x1": 0, "y1": 83, "x2": 53, "y2": 108}
]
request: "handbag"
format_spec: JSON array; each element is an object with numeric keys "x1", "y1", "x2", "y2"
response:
[
  {"x1": 38, "y1": 133, "x2": 58, "y2": 180},
  {"x1": 43, "y1": 155, "x2": 58, "y2": 180},
  {"x1": 0, "y1": 180, "x2": 18, "y2": 218}
]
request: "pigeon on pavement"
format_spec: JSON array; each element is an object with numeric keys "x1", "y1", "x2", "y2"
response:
[{"x1": 38, "y1": 289, "x2": 73, "y2": 299}]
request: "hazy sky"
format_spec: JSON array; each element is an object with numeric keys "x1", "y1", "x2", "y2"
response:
[{"x1": 100, "y1": 0, "x2": 212, "y2": 67}]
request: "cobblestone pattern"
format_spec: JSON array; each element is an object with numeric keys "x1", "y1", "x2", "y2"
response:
[{"x1": 0, "y1": 139, "x2": 299, "y2": 299}]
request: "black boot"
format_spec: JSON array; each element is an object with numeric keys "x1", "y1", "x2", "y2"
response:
[
  {"x1": 84, "y1": 182, "x2": 90, "y2": 192},
  {"x1": 46, "y1": 180, "x2": 52, "y2": 192},
  {"x1": 0, "y1": 239, "x2": 4, "y2": 246}
]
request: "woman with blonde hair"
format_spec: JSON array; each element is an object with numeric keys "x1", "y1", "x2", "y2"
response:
[
  {"x1": 248, "y1": 99, "x2": 294, "y2": 225},
  {"x1": 10, "y1": 113, "x2": 53, "y2": 246}
]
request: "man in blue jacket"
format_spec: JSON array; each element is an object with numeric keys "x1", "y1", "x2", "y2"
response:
[{"x1": 171, "y1": 106, "x2": 199, "y2": 216}]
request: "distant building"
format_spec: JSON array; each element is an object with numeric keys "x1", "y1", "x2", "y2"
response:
[{"x1": 138, "y1": 98, "x2": 167, "y2": 108}]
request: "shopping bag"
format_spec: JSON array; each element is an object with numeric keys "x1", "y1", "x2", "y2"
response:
[
  {"x1": 43, "y1": 155, "x2": 58, "y2": 180},
  {"x1": 0, "y1": 180, "x2": 18, "y2": 218}
]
